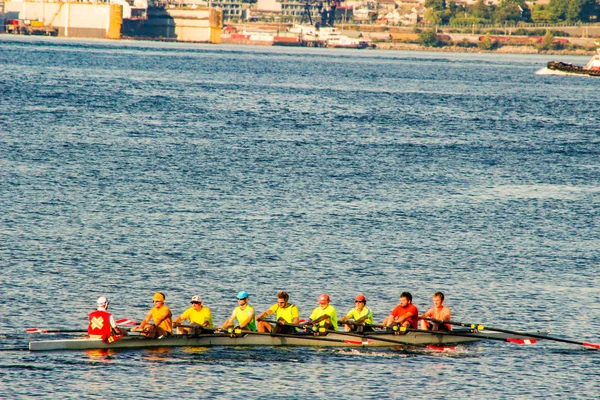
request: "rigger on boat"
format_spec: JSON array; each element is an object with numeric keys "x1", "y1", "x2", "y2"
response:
[{"x1": 26, "y1": 291, "x2": 599, "y2": 352}]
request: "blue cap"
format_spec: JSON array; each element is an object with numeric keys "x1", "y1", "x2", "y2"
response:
[{"x1": 236, "y1": 291, "x2": 249, "y2": 300}]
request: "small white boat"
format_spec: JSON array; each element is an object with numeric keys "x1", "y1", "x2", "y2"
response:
[{"x1": 28, "y1": 329, "x2": 546, "y2": 351}]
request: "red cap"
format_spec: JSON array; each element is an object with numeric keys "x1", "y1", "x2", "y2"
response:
[
  {"x1": 354, "y1": 294, "x2": 366, "y2": 302},
  {"x1": 318, "y1": 294, "x2": 330, "y2": 304}
]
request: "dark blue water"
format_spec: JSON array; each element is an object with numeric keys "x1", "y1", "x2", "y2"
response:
[{"x1": 1, "y1": 36, "x2": 599, "y2": 398}]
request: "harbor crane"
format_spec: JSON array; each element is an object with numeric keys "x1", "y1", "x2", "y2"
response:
[{"x1": 299, "y1": 0, "x2": 341, "y2": 28}]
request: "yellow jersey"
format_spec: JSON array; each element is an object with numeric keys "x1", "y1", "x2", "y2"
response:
[
  {"x1": 268, "y1": 303, "x2": 299, "y2": 324},
  {"x1": 234, "y1": 305, "x2": 256, "y2": 331},
  {"x1": 180, "y1": 306, "x2": 213, "y2": 328},
  {"x1": 345, "y1": 306, "x2": 373, "y2": 325},
  {"x1": 310, "y1": 304, "x2": 338, "y2": 331}
]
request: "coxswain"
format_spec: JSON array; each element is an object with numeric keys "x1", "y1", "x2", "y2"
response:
[
  {"x1": 221, "y1": 291, "x2": 256, "y2": 331},
  {"x1": 173, "y1": 295, "x2": 214, "y2": 334},
  {"x1": 131, "y1": 292, "x2": 173, "y2": 338},
  {"x1": 256, "y1": 291, "x2": 299, "y2": 334},
  {"x1": 419, "y1": 291, "x2": 451, "y2": 331},
  {"x1": 88, "y1": 296, "x2": 124, "y2": 343},
  {"x1": 382, "y1": 291, "x2": 418, "y2": 329},
  {"x1": 339, "y1": 293, "x2": 374, "y2": 332},
  {"x1": 307, "y1": 293, "x2": 338, "y2": 332}
]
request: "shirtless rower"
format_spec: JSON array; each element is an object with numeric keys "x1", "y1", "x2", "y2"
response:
[
  {"x1": 339, "y1": 293, "x2": 374, "y2": 332},
  {"x1": 382, "y1": 291, "x2": 418, "y2": 329},
  {"x1": 256, "y1": 291, "x2": 299, "y2": 334},
  {"x1": 221, "y1": 291, "x2": 256, "y2": 331},
  {"x1": 419, "y1": 291, "x2": 451, "y2": 331}
]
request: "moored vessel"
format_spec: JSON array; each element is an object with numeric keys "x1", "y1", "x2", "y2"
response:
[{"x1": 547, "y1": 44, "x2": 600, "y2": 77}]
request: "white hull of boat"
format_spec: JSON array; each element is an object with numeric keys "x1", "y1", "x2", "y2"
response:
[{"x1": 29, "y1": 330, "x2": 546, "y2": 351}]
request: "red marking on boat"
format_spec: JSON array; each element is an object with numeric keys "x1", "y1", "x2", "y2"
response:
[
  {"x1": 344, "y1": 339, "x2": 373, "y2": 345},
  {"x1": 426, "y1": 345, "x2": 456, "y2": 352},
  {"x1": 507, "y1": 338, "x2": 536, "y2": 345}
]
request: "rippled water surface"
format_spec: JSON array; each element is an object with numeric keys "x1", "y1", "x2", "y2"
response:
[{"x1": 1, "y1": 36, "x2": 599, "y2": 398}]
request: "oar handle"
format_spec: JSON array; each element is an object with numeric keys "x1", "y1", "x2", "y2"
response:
[
  {"x1": 261, "y1": 319, "x2": 311, "y2": 328},
  {"x1": 340, "y1": 320, "x2": 387, "y2": 329}
]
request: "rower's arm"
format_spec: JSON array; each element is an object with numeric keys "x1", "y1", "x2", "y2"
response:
[
  {"x1": 137, "y1": 310, "x2": 154, "y2": 331},
  {"x1": 256, "y1": 309, "x2": 273, "y2": 321},
  {"x1": 202, "y1": 309, "x2": 212, "y2": 327},
  {"x1": 396, "y1": 311, "x2": 415, "y2": 324},
  {"x1": 312, "y1": 314, "x2": 330, "y2": 324},
  {"x1": 221, "y1": 310, "x2": 237, "y2": 329}
]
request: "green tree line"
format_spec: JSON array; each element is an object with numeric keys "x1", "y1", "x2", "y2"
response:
[{"x1": 424, "y1": 0, "x2": 600, "y2": 25}]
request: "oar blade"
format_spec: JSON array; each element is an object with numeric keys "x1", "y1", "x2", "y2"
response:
[
  {"x1": 582, "y1": 342, "x2": 600, "y2": 349},
  {"x1": 25, "y1": 328, "x2": 46, "y2": 333},
  {"x1": 506, "y1": 338, "x2": 537, "y2": 345},
  {"x1": 116, "y1": 319, "x2": 137, "y2": 326}
]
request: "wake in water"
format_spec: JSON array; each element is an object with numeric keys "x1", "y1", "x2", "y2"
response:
[{"x1": 535, "y1": 67, "x2": 569, "y2": 75}]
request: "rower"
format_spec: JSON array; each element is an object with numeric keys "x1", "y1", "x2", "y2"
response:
[
  {"x1": 173, "y1": 295, "x2": 214, "y2": 334},
  {"x1": 131, "y1": 292, "x2": 173, "y2": 338},
  {"x1": 221, "y1": 291, "x2": 256, "y2": 331},
  {"x1": 88, "y1": 296, "x2": 124, "y2": 343},
  {"x1": 256, "y1": 291, "x2": 299, "y2": 334},
  {"x1": 419, "y1": 292, "x2": 451, "y2": 331},
  {"x1": 339, "y1": 293, "x2": 374, "y2": 332},
  {"x1": 382, "y1": 291, "x2": 418, "y2": 329},
  {"x1": 307, "y1": 293, "x2": 338, "y2": 332}
]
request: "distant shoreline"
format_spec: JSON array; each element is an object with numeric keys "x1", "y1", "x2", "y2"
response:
[{"x1": 373, "y1": 42, "x2": 594, "y2": 56}]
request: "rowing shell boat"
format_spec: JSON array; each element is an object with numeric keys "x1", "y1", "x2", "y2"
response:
[{"x1": 28, "y1": 329, "x2": 547, "y2": 351}]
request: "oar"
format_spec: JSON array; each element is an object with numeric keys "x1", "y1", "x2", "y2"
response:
[
  {"x1": 242, "y1": 329, "x2": 371, "y2": 345},
  {"x1": 26, "y1": 318, "x2": 137, "y2": 334},
  {"x1": 25, "y1": 328, "x2": 87, "y2": 334},
  {"x1": 263, "y1": 320, "x2": 453, "y2": 351},
  {"x1": 423, "y1": 317, "x2": 600, "y2": 350},
  {"x1": 391, "y1": 326, "x2": 536, "y2": 345}
]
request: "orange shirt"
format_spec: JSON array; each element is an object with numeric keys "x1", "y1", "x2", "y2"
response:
[
  {"x1": 391, "y1": 303, "x2": 418, "y2": 329},
  {"x1": 151, "y1": 305, "x2": 173, "y2": 334}
]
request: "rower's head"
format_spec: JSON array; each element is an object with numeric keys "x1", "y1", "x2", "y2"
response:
[
  {"x1": 277, "y1": 291, "x2": 289, "y2": 307},
  {"x1": 236, "y1": 291, "x2": 249, "y2": 305},
  {"x1": 191, "y1": 295, "x2": 203, "y2": 309},
  {"x1": 318, "y1": 293, "x2": 330, "y2": 308},
  {"x1": 400, "y1": 292, "x2": 412, "y2": 307},
  {"x1": 433, "y1": 292, "x2": 444, "y2": 307},
  {"x1": 153, "y1": 292, "x2": 166, "y2": 308},
  {"x1": 97, "y1": 296, "x2": 109, "y2": 310},
  {"x1": 354, "y1": 293, "x2": 366, "y2": 310}
]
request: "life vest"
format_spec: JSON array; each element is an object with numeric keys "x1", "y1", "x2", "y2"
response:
[{"x1": 88, "y1": 310, "x2": 121, "y2": 342}]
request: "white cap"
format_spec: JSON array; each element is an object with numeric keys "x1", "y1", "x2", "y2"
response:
[
  {"x1": 97, "y1": 296, "x2": 109, "y2": 307},
  {"x1": 190, "y1": 295, "x2": 202, "y2": 303}
]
